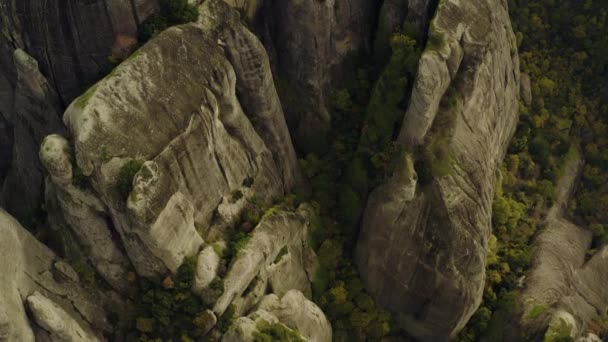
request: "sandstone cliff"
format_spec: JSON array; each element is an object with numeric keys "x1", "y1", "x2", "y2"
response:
[{"x1": 356, "y1": 0, "x2": 521, "y2": 339}]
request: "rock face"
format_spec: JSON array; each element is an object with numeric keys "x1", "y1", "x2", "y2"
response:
[
  {"x1": 1, "y1": 49, "x2": 65, "y2": 226},
  {"x1": 222, "y1": 309, "x2": 303, "y2": 342},
  {"x1": 212, "y1": 205, "x2": 318, "y2": 317},
  {"x1": 513, "y1": 154, "x2": 608, "y2": 340},
  {"x1": 199, "y1": 0, "x2": 302, "y2": 190},
  {"x1": 0, "y1": 208, "x2": 109, "y2": 341},
  {"x1": 0, "y1": 0, "x2": 160, "y2": 225},
  {"x1": 258, "y1": 290, "x2": 332, "y2": 342},
  {"x1": 0, "y1": 0, "x2": 159, "y2": 104},
  {"x1": 222, "y1": 290, "x2": 331, "y2": 342},
  {"x1": 42, "y1": 0, "x2": 302, "y2": 284},
  {"x1": 356, "y1": 0, "x2": 521, "y2": 339},
  {"x1": 259, "y1": 0, "x2": 374, "y2": 146}
]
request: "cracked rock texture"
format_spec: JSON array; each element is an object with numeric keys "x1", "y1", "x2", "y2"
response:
[
  {"x1": 43, "y1": 19, "x2": 289, "y2": 279},
  {"x1": 0, "y1": 0, "x2": 159, "y2": 226},
  {"x1": 356, "y1": 0, "x2": 521, "y2": 339},
  {"x1": 257, "y1": 290, "x2": 332, "y2": 342},
  {"x1": 212, "y1": 205, "x2": 318, "y2": 317},
  {"x1": 0, "y1": 208, "x2": 109, "y2": 342}
]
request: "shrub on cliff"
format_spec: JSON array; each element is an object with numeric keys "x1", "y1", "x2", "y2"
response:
[{"x1": 139, "y1": 0, "x2": 199, "y2": 42}]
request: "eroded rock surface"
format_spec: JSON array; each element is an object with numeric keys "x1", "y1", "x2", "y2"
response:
[
  {"x1": 212, "y1": 205, "x2": 318, "y2": 317},
  {"x1": 356, "y1": 0, "x2": 521, "y2": 339},
  {"x1": 0, "y1": 209, "x2": 109, "y2": 342},
  {"x1": 258, "y1": 290, "x2": 332, "y2": 342},
  {"x1": 42, "y1": 1, "x2": 301, "y2": 285},
  {"x1": 0, "y1": 0, "x2": 159, "y2": 104},
  {"x1": 259, "y1": 0, "x2": 373, "y2": 144},
  {"x1": 513, "y1": 154, "x2": 608, "y2": 340},
  {"x1": 1, "y1": 49, "x2": 65, "y2": 226}
]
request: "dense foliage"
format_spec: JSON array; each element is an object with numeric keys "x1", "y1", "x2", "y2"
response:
[
  {"x1": 139, "y1": 0, "x2": 199, "y2": 42},
  {"x1": 119, "y1": 257, "x2": 210, "y2": 341},
  {"x1": 458, "y1": 1, "x2": 608, "y2": 340},
  {"x1": 292, "y1": 28, "x2": 422, "y2": 340}
]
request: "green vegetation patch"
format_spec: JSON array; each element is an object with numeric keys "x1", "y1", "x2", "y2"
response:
[
  {"x1": 527, "y1": 304, "x2": 548, "y2": 320},
  {"x1": 253, "y1": 320, "x2": 306, "y2": 342},
  {"x1": 116, "y1": 159, "x2": 144, "y2": 201}
]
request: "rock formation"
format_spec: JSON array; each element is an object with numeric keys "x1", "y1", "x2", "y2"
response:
[
  {"x1": 1, "y1": 49, "x2": 65, "y2": 227},
  {"x1": 0, "y1": 208, "x2": 110, "y2": 341},
  {"x1": 0, "y1": 0, "x2": 159, "y2": 227},
  {"x1": 258, "y1": 0, "x2": 374, "y2": 149},
  {"x1": 0, "y1": 0, "x2": 159, "y2": 104},
  {"x1": 356, "y1": 0, "x2": 521, "y2": 339},
  {"x1": 32, "y1": 2, "x2": 327, "y2": 339},
  {"x1": 509, "y1": 153, "x2": 608, "y2": 341}
]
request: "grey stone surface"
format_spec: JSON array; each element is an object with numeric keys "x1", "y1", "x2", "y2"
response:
[
  {"x1": 43, "y1": 5, "x2": 302, "y2": 280},
  {"x1": 258, "y1": 290, "x2": 332, "y2": 342},
  {"x1": 260, "y1": 0, "x2": 373, "y2": 139},
  {"x1": 27, "y1": 291, "x2": 101, "y2": 342},
  {"x1": 222, "y1": 309, "x2": 306, "y2": 342},
  {"x1": 514, "y1": 154, "x2": 608, "y2": 340},
  {"x1": 356, "y1": 0, "x2": 521, "y2": 339},
  {"x1": 1, "y1": 49, "x2": 65, "y2": 226},
  {"x1": 0, "y1": 0, "x2": 159, "y2": 104},
  {"x1": 199, "y1": 0, "x2": 303, "y2": 190},
  {"x1": 0, "y1": 209, "x2": 108, "y2": 342},
  {"x1": 213, "y1": 205, "x2": 317, "y2": 316}
]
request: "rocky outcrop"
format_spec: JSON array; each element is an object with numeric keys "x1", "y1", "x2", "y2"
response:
[
  {"x1": 27, "y1": 292, "x2": 101, "y2": 342},
  {"x1": 42, "y1": 1, "x2": 302, "y2": 285},
  {"x1": 258, "y1": 290, "x2": 332, "y2": 342},
  {"x1": 212, "y1": 205, "x2": 317, "y2": 317},
  {"x1": 199, "y1": 0, "x2": 303, "y2": 189},
  {"x1": 0, "y1": 0, "x2": 161, "y2": 223},
  {"x1": 356, "y1": 0, "x2": 521, "y2": 339},
  {"x1": 222, "y1": 309, "x2": 303, "y2": 342},
  {"x1": 40, "y1": 135, "x2": 131, "y2": 291},
  {"x1": 0, "y1": 208, "x2": 109, "y2": 341},
  {"x1": 222, "y1": 290, "x2": 330, "y2": 342},
  {"x1": 1, "y1": 49, "x2": 65, "y2": 226},
  {"x1": 513, "y1": 153, "x2": 608, "y2": 340}
]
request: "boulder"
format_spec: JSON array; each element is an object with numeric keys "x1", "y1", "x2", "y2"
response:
[
  {"x1": 222, "y1": 310, "x2": 305, "y2": 342},
  {"x1": 258, "y1": 290, "x2": 332, "y2": 342},
  {"x1": 193, "y1": 245, "x2": 222, "y2": 294},
  {"x1": 43, "y1": 5, "x2": 300, "y2": 279},
  {"x1": 27, "y1": 292, "x2": 100, "y2": 342}
]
